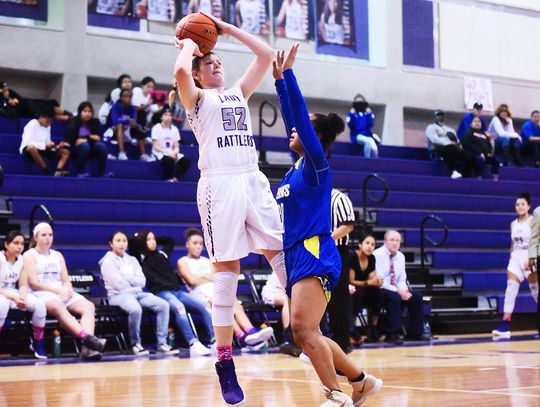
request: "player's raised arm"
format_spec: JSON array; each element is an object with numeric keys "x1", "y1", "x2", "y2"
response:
[{"x1": 174, "y1": 38, "x2": 204, "y2": 112}]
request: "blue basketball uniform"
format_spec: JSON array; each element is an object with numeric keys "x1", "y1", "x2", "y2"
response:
[{"x1": 275, "y1": 69, "x2": 341, "y2": 299}]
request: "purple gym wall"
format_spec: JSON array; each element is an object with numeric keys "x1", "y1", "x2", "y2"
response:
[{"x1": 402, "y1": 0, "x2": 435, "y2": 68}]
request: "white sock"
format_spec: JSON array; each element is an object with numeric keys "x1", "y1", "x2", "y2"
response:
[
  {"x1": 529, "y1": 282, "x2": 538, "y2": 304},
  {"x1": 503, "y1": 279, "x2": 520, "y2": 314}
]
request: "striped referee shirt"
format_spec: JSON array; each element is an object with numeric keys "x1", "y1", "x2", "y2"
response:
[{"x1": 331, "y1": 188, "x2": 356, "y2": 247}]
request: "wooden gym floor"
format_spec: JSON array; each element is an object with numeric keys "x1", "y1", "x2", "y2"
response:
[{"x1": 0, "y1": 334, "x2": 539, "y2": 406}]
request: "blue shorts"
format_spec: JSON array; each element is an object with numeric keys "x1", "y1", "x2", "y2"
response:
[{"x1": 284, "y1": 234, "x2": 341, "y2": 302}]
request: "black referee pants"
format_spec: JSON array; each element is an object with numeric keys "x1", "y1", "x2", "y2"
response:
[{"x1": 327, "y1": 245, "x2": 351, "y2": 352}]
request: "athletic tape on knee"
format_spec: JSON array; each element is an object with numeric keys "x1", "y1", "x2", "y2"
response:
[
  {"x1": 529, "y1": 283, "x2": 538, "y2": 304},
  {"x1": 503, "y1": 279, "x2": 520, "y2": 314},
  {"x1": 212, "y1": 272, "x2": 238, "y2": 327},
  {"x1": 269, "y1": 251, "x2": 287, "y2": 291}
]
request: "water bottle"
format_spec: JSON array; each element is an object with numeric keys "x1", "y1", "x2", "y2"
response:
[
  {"x1": 167, "y1": 328, "x2": 175, "y2": 347},
  {"x1": 52, "y1": 330, "x2": 61, "y2": 358}
]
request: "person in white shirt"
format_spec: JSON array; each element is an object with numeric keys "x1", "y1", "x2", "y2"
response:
[
  {"x1": 488, "y1": 103, "x2": 523, "y2": 166},
  {"x1": 19, "y1": 110, "x2": 70, "y2": 176},
  {"x1": 151, "y1": 107, "x2": 191, "y2": 182},
  {"x1": 132, "y1": 76, "x2": 160, "y2": 129},
  {"x1": 373, "y1": 230, "x2": 426, "y2": 343},
  {"x1": 99, "y1": 231, "x2": 178, "y2": 356}
]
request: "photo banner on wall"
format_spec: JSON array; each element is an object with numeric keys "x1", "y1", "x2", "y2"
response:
[
  {"x1": 182, "y1": 0, "x2": 225, "y2": 20},
  {"x1": 228, "y1": 0, "x2": 270, "y2": 35},
  {"x1": 88, "y1": 0, "x2": 140, "y2": 30},
  {"x1": 315, "y1": 0, "x2": 369, "y2": 60},
  {"x1": 0, "y1": 0, "x2": 47, "y2": 21},
  {"x1": 273, "y1": 0, "x2": 312, "y2": 41},
  {"x1": 131, "y1": 0, "x2": 177, "y2": 22}
]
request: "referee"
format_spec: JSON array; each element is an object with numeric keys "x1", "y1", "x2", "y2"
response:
[{"x1": 327, "y1": 188, "x2": 356, "y2": 353}]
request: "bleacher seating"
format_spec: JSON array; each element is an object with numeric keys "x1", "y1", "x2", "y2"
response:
[{"x1": 1, "y1": 116, "x2": 539, "y2": 336}]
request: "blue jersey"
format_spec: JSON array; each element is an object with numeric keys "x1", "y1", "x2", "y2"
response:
[
  {"x1": 521, "y1": 120, "x2": 540, "y2": 143},
  {"x1": 457, "y1": 112, "x2": 487, "y2": 140},
  {"x1": 274, "y1": 70, "x2": 332, "y2": 251},
  {"x1": 346, "y1": 110, "x2": 374, "y2": 141}
]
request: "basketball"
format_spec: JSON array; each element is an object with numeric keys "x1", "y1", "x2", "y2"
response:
[{"x1": 175, "y1": 13, "x2": 218, "y2": 55}]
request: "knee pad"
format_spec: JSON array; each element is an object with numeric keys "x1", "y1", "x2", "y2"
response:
[
  {"x1": 269, "y1": 251, "x2": 287, "y2": 290},
  {"x1": 212, "y1": 272, "x2": 238, "y2": 327},
  {"x1": 503, "y1": 279, "x2": 520, "y2": 314}
]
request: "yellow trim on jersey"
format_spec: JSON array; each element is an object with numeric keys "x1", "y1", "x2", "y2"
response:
[
  {"x1": 316, "y1": 276, "x2": 332, "y2": 303},
  {"x1": 303, "y1": 235, "x2": 320, "y2": 259},
  {"x1": 294, "y1": 157, "x2": 303, "y2": 169}
]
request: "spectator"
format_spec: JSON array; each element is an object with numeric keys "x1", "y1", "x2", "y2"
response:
[
  {"x1": 65, "y1": 102, "x2": 109, "y2": 178},
  {"x1": 0, "y1": 231, "x2": 47, "y2": 359},
  {"x1": 488, "y1": 103, "x2": 523, "y2": 166},
  {"x1": 98, "y1": 74, "x2": 133, "y2": 125},
  {"x1": 24, "y1": 222, "x2": 106, "y2": 360},
  {"x1": 346, "y1": 95, "x2": 378, "y2": 158},
  {"x1": 457, "y1": 102, "x2": 487, "y2": 140},
  {"x1": 19, "y1": 109, "x2": 71, "y2": 176},
  {"x1": 373, "y1": 230, "x2": 427, "y2": 343},
  {"x1": 327, "y1": 188, "x2": 356, "y2": 353},
  {"x1": 99, "y1": 231, "x2": 178, "y2": 356},
  {"x1": 462, "y1": 116, "x2": 500, "y2": 180},
  {"x1": 151, "y1": 106, "x2": 191, "y2": 182},
  {"x1": 176, "y1": 228, "x2": 274, "y2": 350},
  {"x1": 425, "y1": 109, "x2": 471, "y2": 179},
  {"x1": 105, "y1": 89, "x2": 152, "y2": 161},
  {"x1": 492, "y1": 192, "x2": 537, "y2": 338},
  {"x1": 132, "y1": 76, "x2": 159, "y2": 129},
  {"x1": 520, "y1": 110, "x2": 540, "y2": 168},
  {"x1": 349, "y1": 234, "x2": 383, "y2": 343},
  {"x1": 0, "y1": 81, "x2": 24, "y2": 118},
  {"x1": 130, "y1": 231, "x2": 213, "y2": 356},
  {"x1": 318, "y1": 0, "x2": 345, "y2": 45},
  {"x1": 234, "y1": 0, "x2": 269, "y2": 35}
]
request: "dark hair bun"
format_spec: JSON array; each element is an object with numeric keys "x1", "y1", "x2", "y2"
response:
[
  {"x1": 327, "y1": 113, "x2": 345, "y2": 134},
  {"x1": 518, "y1": 191, "x2": 531, "y2": 205}
]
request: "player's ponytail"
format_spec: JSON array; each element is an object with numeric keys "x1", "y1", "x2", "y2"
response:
[{"x1": 311, "y1": 112, "x2": 345, "y2": 152}]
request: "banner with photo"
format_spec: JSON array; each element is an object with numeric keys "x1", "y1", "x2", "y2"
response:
[
  {"x1": 0, "y1": 0, "x2": 47, "y2": 21},
  {"x1": 88, "y1": 0, "x2": 140, "y2": 30},
  {"x1": 273, "y1": 0, "x2": 312, "y2": 41},
  {"x1": 131, "y1": 0, "x2": 177, "y2": 22},
  {"x1": 227, "y1": 0, "x2": 270, "y2": 35},
  {"x1": 315, "y1": 0, "x2": 369, "y2": 60},
  {"x1": 181, "y1": 0, "x2": 225, "y2": 20}
]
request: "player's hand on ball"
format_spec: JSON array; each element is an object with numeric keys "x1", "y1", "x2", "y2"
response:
[
  {"x1": 199, "y1": 12, "x2": 230, "y2": 35},
  {"x1": 174, "y1": 38, "x2": 204, "y2": 57}
]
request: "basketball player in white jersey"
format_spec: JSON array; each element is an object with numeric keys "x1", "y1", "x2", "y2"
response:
[
  {"x1": 319, "y1": 0, "x2": 345, "y2": 45},
  {"x1": 174, "y1": 13, "x2": 286, "y2": 406},
  {"x1": 276, "y1": 0, "x2": 307, "y2": 40},
  {"x1": 0, "y1": 231, "x2": 47, "y2": 359},
  {"x1": 493, "y1": 192, "x2": 538, "y2": 338},
  {"x1": 23, "y1": 223, "x2": 107, "y2": 360}
]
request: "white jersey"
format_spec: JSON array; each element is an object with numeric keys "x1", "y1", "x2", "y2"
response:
[
  {"x1": 285, "y1": 1, "x2": 305, "y2": 40},
  {"x1": 147, "y1": 0, "x2": 173, "y2": 22},
  {"x1": 238, "y1": 0, "x2": 261, "y2": 34},
  {"x1": 30, "y1": 248, "x2": 63, "y2": 288},
  {"x1": 187, "y1": 87, "x2": 258, "y2": 174},
  {"x1": 324, "y1": 14, "x2": 344, "y2": 45},
  {"x1": 0, "y1": 252, "x2": 23, "y2": 290},
  {"x1": 181, "y1": 255, "x2": 212, "y2": 282},
  {"x1": 198, "y1": 0, "x2": 213, "y2": 14},
  {"x1": 151, "y1": 123, "x2": 181, "y2": 160},
  {"x1": 511, "y1": 216, "x2": 532, "y2": 256}
]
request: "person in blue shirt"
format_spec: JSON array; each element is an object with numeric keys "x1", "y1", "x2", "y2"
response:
[
  {"x1": 273, "y1": 44, "x2": 382, "y2": 407},
  {"x1": 521, "y1": 110, "x2": 540, "y2": 168},
  {"x1": 346, "y1": 96, "x2": 378, "y2": 158},
  {"x1": 457, "y1": 102, "x2": 487, "y2": 140},
  {"x1": 109, "y1": 88, "x2": 152, "y2": 161}
]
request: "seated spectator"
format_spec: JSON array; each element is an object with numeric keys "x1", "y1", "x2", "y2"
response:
[
  {"x1": 151, "y1": 106, "x2": 191, "y2": 182},
  {"x1": 457, "y1": 102, "x2": 487, "y2": 140},
  {"x1": 177, "y1": 228, "x2": 274, "y2": 350},
  {"x1": 349, "y1": 234, "x2": 383, "y2": 343},
  {"x1": 373, "y1": 230, "x2": 427, "y2": 344},
  {"x1": 520, "y1": 110, "x2": 540, "y2": 168},
  {"x1": 105, "y1": 89, "x2": 152, "y2": 161},
  {"x1": 346, "y1": 95, "x2": 379, "y2": 158},
  {"x1": 130, "y1": 231, "x2": 213, "y2": 356},
  {"x1": 132, "y1": 76, "x2": 159, "y2": 129},
  {"x1": 462, "y1": 116, "x2": 500, "y2": 181},
  {"x1": 65, "y1": 102, "x2": 109, "y2": 178},
  {"x1": 98, "y1": 74, "x2": 133, "y2": 125},
  {"x1": 0, "y1": 81, "x2": 24, "y2": 118},
  {"x1": 425, "y1": 109, "x2": 471, "y2": 179},
  {"x1": 99, "y1": 231, "x2": 178, "y2": 356},
  {"x1": 488, "y1": 103, "x2": 523, "y2": 166},
  {"x1": 24, "y1": 223, "x2": 106, "y2": 360},
  {"x1": 19, "y1": 109, "x2": 70, "y2": 176},
  {"x1": 261, "y1": 271, "x2": 300, "y2": 356},
  {"x1": 0, "y1": 231, "x2": 47, "y2": 359}
]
